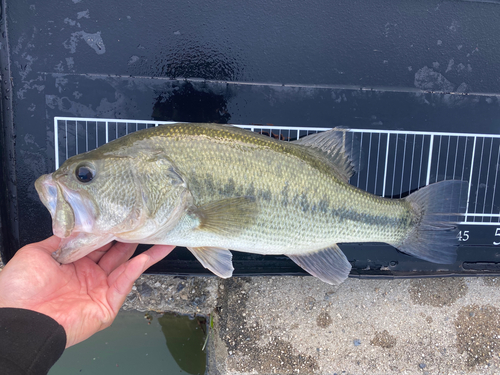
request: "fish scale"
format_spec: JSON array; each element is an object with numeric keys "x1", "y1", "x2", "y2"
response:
[
  {"x1": 139, "y1": 125, "x2": 412, "y2": 253},
  {"x1": 35, "y1": 123, "x2": 466, "y2": 285}
]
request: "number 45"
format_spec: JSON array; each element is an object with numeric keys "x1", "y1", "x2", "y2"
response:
[{"x1": 457, "y1": 230, "x2": 469, "y2": 242}]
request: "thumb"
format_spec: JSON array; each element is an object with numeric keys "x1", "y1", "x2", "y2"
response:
[{"x1": 28, "y1": 236, "x2": 62, "y2": 256}]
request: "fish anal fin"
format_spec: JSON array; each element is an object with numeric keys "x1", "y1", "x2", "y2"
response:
[
  {"x1": 293, "y1": 128, "x2": 358, "y2": 182},
  {"x1": 288, "y1": 244, "x2": 352, "y2": 285},
  {"x1": 188, "y1": 246, "x2": 234, "y2": 278},
  {"x1": 193, "y1": 196, "x2": 258, "y2": 235}
]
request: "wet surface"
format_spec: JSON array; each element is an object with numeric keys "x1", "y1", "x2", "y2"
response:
[
  {"x1": 158, "y1": 314, "x2": 207, "y2": 375},
  {"x1": 215, "y1": 278, "x2": 318, "y2": 374},
  {"x1": 1, "y1": 0, "x2": 500, "y2": 305},
  {"x1": 2, "y1": 1, "x2": 500, "y2": 374},
  {"x1": 49, "y1": 310, "x2": 207, "y2": 375},
  {"x1": 455, "y1": 304, "x2": 500, "y2": 368},
  {"x1": 316, "y1": 311, "x2": 333, "y2": 328},
  {"x1": 409, "y1": 277, "x2": 468, "y2": 307},
  {"x1": 122, "y1": 274, "x2": 218, "y2": 316},
  {"x1": 370, "y1": 330, "x2": 397, "y2": 349},
  {"x1": 3, "y1": 0, "x2": 500, "y2": 257},
  {"x1": 483, "y1": 277, "x2": 500, "y2": 287}
]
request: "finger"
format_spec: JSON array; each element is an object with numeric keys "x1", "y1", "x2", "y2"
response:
[
  {"x1": 140, "y1": 245, "x2": 176, "y2": 270},
  {"x1": 28, "y1": 236, "x2": 62, "y2": 255},
  {"x1": 106, "y1": 245, "x2": 175, "y2": 311},
  {"x1": 86, "y1": 241, "x2": 116, "y2": 264},
  {"x1": 86, "y1": 250, "x2": 108, "y2": 264},
  {"x1": 106, "y1": 253, "x2": 150, "y2": 312},
  {"x1": 106, "y1": 244, "x2": 175, "y2": 287},
  {"x1": 98, "y1": 242, "x2": 139, "y2": 275}
]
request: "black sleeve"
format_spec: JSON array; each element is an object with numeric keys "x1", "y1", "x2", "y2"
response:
[{"x1": 0, "y1": 308, "x2": 67, "y2": 375}]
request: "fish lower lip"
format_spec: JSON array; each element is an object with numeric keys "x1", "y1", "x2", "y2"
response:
[{"x1": 51, "y1": 249, "x2": 62, "y2": 262}]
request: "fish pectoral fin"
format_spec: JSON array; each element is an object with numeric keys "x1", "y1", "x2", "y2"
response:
[
  {"x1": 188, "y1": 246, "x2": 234, "y2": 278},
  {"x1": 292, "y1": 128, "x2": 359, "y2": 182},
  {"x1": 193, "y1": 196, "x2": 258, "y2": 235},
  {"x1": 288, "y1": 244, "x2": 352, "y2": 285}
]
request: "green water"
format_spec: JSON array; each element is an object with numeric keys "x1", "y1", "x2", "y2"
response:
[{"x1": 49, "y1": 310, "x2": 207, "y2": 375}]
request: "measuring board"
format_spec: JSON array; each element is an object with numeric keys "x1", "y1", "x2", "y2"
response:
[{"x1": 53, "y1": 116, "x2": 500, "y2": 277}]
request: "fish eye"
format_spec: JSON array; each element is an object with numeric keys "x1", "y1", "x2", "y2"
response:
[{"x1": 75, "y1": 164, "x2": 95, "y2": 183}]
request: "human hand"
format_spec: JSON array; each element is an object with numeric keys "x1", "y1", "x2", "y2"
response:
[{"x1": 0, "y1": 236, "x2": 174, "y2": 347}]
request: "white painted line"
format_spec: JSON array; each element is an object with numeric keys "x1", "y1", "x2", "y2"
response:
[
  {"x1": 53, "y1": 117, "x2": 500, "y2": 225},
  {"x1": 426, "y1": 134, "x2": 434, "y2": 186},
  {"x1": 366, "y1": 133, "x2": 373, "y2": 191},
  {"x1": 491, "y1": 144, "x2": 500, "y2": 216},
  {"x1": 54, "y1": 119, "x2": 59, "y2": 170},
  {"x1": 459, "y1": 222, "x2": 500, "y2": 226},
  {"x1": 483, "y1": 139, "x2": 494, "y2": 218},
  {"x1": 382, "y1": 133, "x2": 390, "y2": 197},
  {"x1": 465, "y1": 137, "x2": 477, "y2": 222},
  {"x1": 473, "y1": 138, "x2": 486, "y2": 219}
]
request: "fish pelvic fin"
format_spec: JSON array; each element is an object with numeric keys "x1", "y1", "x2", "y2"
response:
[
  {"x1": 288, "y1": 244, "x2": 352, "y2": 285},
  {"x1": 188, "y1": 247, "x2": 234, "y2": 278},
  {"x1": 292, "y1": 128, "x2": 358, "y2": 182},
  {"x1": 193, "y1": 196, "x2": 258, "y2": 236},
  {"x1": 396, "y1": 180, "x2": 468, "y2": 264}
]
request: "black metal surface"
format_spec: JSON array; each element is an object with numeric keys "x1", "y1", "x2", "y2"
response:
[
  {"x1": 0, "y1": 0, "x2": 19, "y2": 261},
  {"x1": 1, "y1": 0, "x2": 500, "y2": 277}
]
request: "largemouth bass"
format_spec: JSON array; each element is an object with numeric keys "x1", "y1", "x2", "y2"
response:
[{"x1": 35, "y1": 123, "x2": 466, "y2": 285}]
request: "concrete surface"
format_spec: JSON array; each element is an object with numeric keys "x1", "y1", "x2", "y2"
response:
[
  {"x1": 122, "y1": 274, "x2": 218, "y2": 316},
  {"x1": 206, "y1": 276, "x2": 500, "y2": 375},
  {"x1": 124, "y1": 274, "x2": 500, "y2": 374},
  {"x1": 3, "y1": 253, "x2": 500, "y2": 374}
]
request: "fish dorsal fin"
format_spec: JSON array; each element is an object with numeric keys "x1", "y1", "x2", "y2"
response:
[
  {"x1": 192, "y1": 197, "x2": 258, "y2": 235},
  {"x1": 288, "y1": 244, "x2": 352, "y2": 285},
  {"x1": 188, "y1": 246, "x2": 234, "y2": 278},
  {"x1": 293, "y1": 128, "x2": 358, "y2": 182}
]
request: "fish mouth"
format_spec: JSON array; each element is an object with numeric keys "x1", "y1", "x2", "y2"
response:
[
  {"x1": 35, "y1": 174, "x2": 75, "y2": 238},
  {"x1": 35, "y1": 173, "x2": 98, "y2": 241}
]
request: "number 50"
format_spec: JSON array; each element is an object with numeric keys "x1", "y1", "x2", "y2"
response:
[{"x1": 494, "y1": 228, "x2": 500, "y2": 246}]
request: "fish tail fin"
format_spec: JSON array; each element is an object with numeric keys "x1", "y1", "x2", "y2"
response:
[{"x1": 396, "y1": 180, "x2": 468, "y2": 264}]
